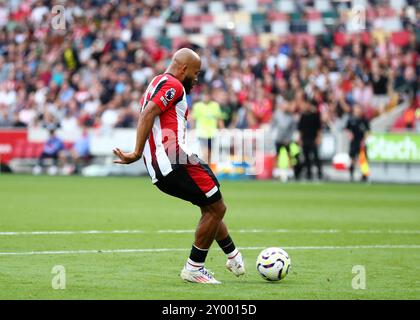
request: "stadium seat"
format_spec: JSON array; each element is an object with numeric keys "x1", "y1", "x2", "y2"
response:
[
  {"x1": 308, "y1": 21, "x2": 325, "y2": 35},
  {"x1": 11, "y1": 141, "x2": 73, "y2": 159},
  {"x1": 182, "y1": 15, "x2": 201, "y2": 32},
  {"x1": 315, "y1": 0, "x2": 332, "y2": 12},
  {"x1": 258, "y1": 33, "x2": 280, "y2": 49},
  {"x1": 307, "y1": 11, "x2": 325, "y2": 35},
  {"x1": 141, "y1": 23, "x2": 162, "y2": 39},
  {"x1": 207, "y1": 34, "x2": 224, "y2": 47},
  {"x1": 322, "y1": 10, "x2": 338, "y2": 21},
  {"x1": 389, "y1": 0, "x2": 407, "y2": 10},
  {"x1": 251, "y1": 13, "x2": 267, "y2": 32},
  {"x1": 382, "y1": 17, "x2": 403, "y2": 32},
  {"x1": 209, "y1": 1, "x2": 225, "y2": 15},
  {"x1": 183, "y1": 2, "x2": 202, "y2": 16},
  {"x1": 288, "y1": 12, "x2": 302, "y2": 21},
  {"x1": 214, "y1": 13, "x2": 232, "y2": 29},
  {"x1": 267, "y1": 11, "x2": 288, "y2": 22},
  {"x1": 142, "y1": 38, "x2": 158, "y2": 50},
  {"x1": 277, "y1": 0, "x2": 296, "y2": 13},
  {"x1": 166, "y1": 23, "x2": 184, "y2": 38},
  {"x1": 366, "y1": 8, "x2": 377, "y2": 21},
  {"x1": 290, "y1": 20, "x2": 307, "y2": 33},
  {"x1": 306, "y1": 10, "x2": 322, "y2": 20},
  {"x1": 352, "y1": 0, "x2": 368, "y2": 7},
  {"x1": 201, "y1": 23, "x2": 219, "y2": 36},
  {"x1": 391, "y1": 31, "x2": 410, "y2": 46},
  {"x1": 198, "y1": 14, "x2": 214, "y2": 23},
  {"x1": 239, "y1": 0, "x2": 258, "y2": 13},
  {"x1": 258, "y1": 0, "x2": 274, "y2": 6},
  {"x1": 188, "y1": 34, "x2": 207, "y2": 48},
  {"x1": 12, "y1": 141, "x2": 44, "y2": 159},
  {"x1": 172, "y1": 36, "x2": 189, "y2": 50},
  {"x1": 235, "y1": 23, "x2": 253, "y2": 36},
  {"x1": 242, "y1": 35, "x2": 259, "y2": 49},
  {"x1": 233, "y1": 11, "x2": 251, "y2": 25},
  {"x1": 294, "y1": 34, "x2": 316, "y2": 47},
  {"x1": 271, "y1": 21, "x2": 290, "y2": 35}
]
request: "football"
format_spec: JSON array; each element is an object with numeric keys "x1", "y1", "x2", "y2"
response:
[{"x1": 256, "y1": 247, "x2": 291, "y2": 281}]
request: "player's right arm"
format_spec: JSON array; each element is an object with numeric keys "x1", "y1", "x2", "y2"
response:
[
  {"x1": 113, "y1": 101, "x2": 161, "y2": 164},
  {"x1": 113, "y1": 76, "x2": 183, "y2": 164}
]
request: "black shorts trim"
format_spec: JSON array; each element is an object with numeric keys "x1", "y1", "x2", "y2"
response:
[{"x1": 155, "y1": 163, "x2": 222, "y2": 207}]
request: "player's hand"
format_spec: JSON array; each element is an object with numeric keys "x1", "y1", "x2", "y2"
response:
[{"x1": 113, "y1": 148, "x2": 141, "y2": 164}]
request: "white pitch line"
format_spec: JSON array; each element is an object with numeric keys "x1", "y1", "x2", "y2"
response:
[
  {"x1": 0, "y1": 245, "x2": 419, "y2": 256},
  {"x1": 1, "y1": 229, "x2": 420, "y2": 236}
]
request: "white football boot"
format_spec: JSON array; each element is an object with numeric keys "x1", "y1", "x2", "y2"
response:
[
  {"x1": 180, "y1": 266, "x2": 221, "y2": 284},
  {"x1": 226, "y1": 252, "x2": 246, "y2": 277}
]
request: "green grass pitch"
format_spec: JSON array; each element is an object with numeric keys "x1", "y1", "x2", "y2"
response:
[{"x1": 0, "y1": 175, "x2": 419, "y2": 299}]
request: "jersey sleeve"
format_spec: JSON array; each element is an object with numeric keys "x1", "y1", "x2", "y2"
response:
[{"x1": 150, "y1": 77, "x2": 184, "y2": 113}]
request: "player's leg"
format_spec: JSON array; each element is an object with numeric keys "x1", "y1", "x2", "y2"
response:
[
  {"x1": 182, "y1": 199, "x2": 225, "y2": 284},
  {"x1": 214, "y1": 219, "x2": 246, "y2": 277},
  {"x1": 194, "y1": 199, "x2": 226, "y2": 249},
  {"x1": 188, "y1": 200, "x2": 245, "y2": 277}
]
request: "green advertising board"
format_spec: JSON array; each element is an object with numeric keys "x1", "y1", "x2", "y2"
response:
[{"x1": 366, "y1": 133, "x2": 420, "y2": 163}]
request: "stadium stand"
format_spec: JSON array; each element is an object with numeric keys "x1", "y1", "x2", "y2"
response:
[{"x1": 0, "y1": 0, "x2": 418, "y2": 176}]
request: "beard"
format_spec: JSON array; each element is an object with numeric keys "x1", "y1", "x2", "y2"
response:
[{"x1": 182, "y1": 76, "x2": 194, "y2": 94}]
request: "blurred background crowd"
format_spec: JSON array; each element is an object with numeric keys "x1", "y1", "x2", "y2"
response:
[{"x1": 0, "y1": 0, "x2": 418, "y2": 134}]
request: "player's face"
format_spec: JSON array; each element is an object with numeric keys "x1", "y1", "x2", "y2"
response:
[{"x1": 182, "y1": 62, "x2": 201, "y2": 94}]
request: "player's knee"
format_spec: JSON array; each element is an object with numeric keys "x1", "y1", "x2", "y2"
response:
[
  {"x1": 216, "y1": 202, "x2": 227, "y2": 219},
  {"x1": 209, "y1": 202, "x2": 226, "y2": 220}
]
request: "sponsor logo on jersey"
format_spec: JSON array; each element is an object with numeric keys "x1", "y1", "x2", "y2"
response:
[{"x1": 165, "y1": 88, "x2": 176, "y2": 101}]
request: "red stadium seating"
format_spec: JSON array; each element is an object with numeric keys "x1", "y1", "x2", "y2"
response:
[{"x1": 11, "y1": 141, "x2": 73, "y2": 159}]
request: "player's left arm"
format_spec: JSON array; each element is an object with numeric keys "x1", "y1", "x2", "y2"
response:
[{"x1": 113, "y1": 102, "x2": 162, "y2": 164}]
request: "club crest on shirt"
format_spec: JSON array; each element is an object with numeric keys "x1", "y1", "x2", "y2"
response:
[{"x1": 165, "y1": 88, "x2": 176, "y2": 101}]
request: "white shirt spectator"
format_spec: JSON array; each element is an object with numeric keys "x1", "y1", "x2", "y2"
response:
[
  {"x1": 34, "y1": 87, "x2": 48, "y2": 107},
  {"x1": 61, "y1": 115, "x2": 79, "y2": 132},
  {"x1": 83, "y1": 98, "x2": 100, "y2": 115},
  {"x1": 101, "y1": 108, "x2": 119, "y2": 128},
  {"x1": 0, "y1": 88, "x2": 17, "y2": 106},
  {"x1": 267, "y1": 53, "x2": 290, "y2": 72},
  {"x1": 132, "y1": 67, "x2": 153, "y2": 84},
  {"x1": 19, "y1": 108, "x2": 36, "y2": 126},
  {"x1": 31, "y1": 6, "x2": 49, "y2": 26},
  {"x1": 0, "y1": 5, "x2": 9, "y2": 28}
]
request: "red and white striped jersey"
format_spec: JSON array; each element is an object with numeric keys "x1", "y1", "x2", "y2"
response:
[{"x1": 140, "y1": 73, "x2": 192, "y2": 183}]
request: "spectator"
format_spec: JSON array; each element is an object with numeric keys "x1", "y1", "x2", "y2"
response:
[
  {"x1": 0, "y1": 0, "x2": 417, "y2": 180},
  {"x1": 270, "y1": 101, "x2": 297, "y2": 173},
  {"x1": 191, "y1": 89, "x2": 224, "y2": 164},
  {"x1": 297, "y1": 95, "x2": 323, "y2": 181},
  {"x1": 250, "y1": 87, "x2": 273, "y2": 128},
  {"x1": 11, "y1": 111, "x2": 26, "y2": 128},
  {"x1": 33, "y1": 129, "x2": 65, "y2": 175},
  {"x1": 59, "y1": 127, "x2": 91, "y2": 175},
  {"x1": 369, "y1": 62, "x2": 390, "y2": 114}
]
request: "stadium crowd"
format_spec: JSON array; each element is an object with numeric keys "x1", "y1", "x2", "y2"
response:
[{"x1": 0, "y1": 0, "x2": 418, "y2": 135}]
